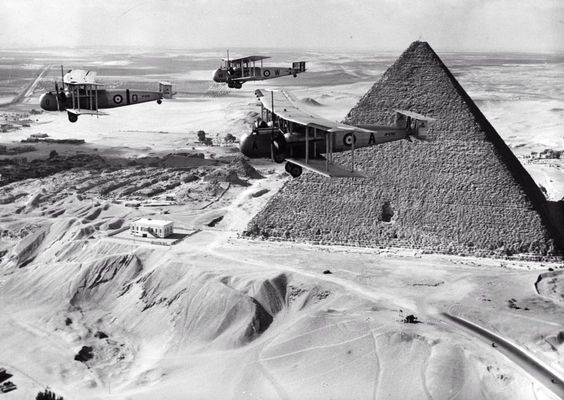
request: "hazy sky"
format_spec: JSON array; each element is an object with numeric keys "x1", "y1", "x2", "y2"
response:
[{"x1": 2, "y1": 0, "x2": 563, "y2": 52}]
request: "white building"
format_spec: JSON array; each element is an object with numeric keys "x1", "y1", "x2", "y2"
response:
[{"x1": 130, "y1": 218, "x2": 173, "y2": 238}]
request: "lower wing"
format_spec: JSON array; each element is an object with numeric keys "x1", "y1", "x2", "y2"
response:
[{"x1": 285, "y1": 157, "x2": 366, "y2": 178}]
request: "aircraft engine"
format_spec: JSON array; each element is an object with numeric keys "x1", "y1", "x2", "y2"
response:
[{"x1": 39, "y1": 93, "x2": 59, "y2": 111}]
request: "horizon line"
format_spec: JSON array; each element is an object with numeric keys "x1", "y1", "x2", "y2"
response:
[{"x1": 1, "y1": 44, "x2": 563, "y2": 56}]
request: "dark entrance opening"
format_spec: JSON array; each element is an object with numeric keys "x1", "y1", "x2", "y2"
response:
[{"x1": 381, "y1": 202, "x2": 394, "y2": 222}]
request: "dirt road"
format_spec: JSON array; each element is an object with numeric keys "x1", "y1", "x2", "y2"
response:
[{"x1": 0, "y1": 64, "x2": 51, "y2": 108}]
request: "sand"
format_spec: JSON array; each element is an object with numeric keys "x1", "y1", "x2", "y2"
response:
[
  {"x1": 0, "y1": 47, "x2": 563, "y2": 399},
  {"x1": 0, "y1": 162, "x2": 563, "y2": 399}
]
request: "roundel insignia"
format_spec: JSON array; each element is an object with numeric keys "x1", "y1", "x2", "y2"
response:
[
  {"x1": 113, "y1": 94, "x2": 123, "y2": 104},
  {"x1": 263, "y1": 69, "x2": 271, "y2": 77},
  {"x1": 343, "y1": 132, "x2": 356, "y2": 147}
]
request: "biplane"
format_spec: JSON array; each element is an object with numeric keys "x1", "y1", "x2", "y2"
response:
[
  {"x1": 240, "y1": 89, "x2": 435, "y2": 178},
  {"x1": 39, "y1": 67, "x2": 165, "y2": 122},
  {"x1": 212, "y1": 53, "x2": 306, "y2": 89}
]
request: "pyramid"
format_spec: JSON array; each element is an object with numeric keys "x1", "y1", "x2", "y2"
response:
[{"x1": 245, "y1": 41, "x2": 563, "y2": 257}]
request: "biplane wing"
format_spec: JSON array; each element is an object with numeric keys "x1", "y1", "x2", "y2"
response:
[
  {"x1": 63, "y1": 69, "x2": 99, "y2": 85},
  {"x1": 227, "y1": 55, "x2": 271, "y2": 63},
  {"x1": 393, "y1": 109, "x2": 435, "y2": 121},
  {"x1": 229, "y1": 76, "x2": 255, "y2": 82},
  {"x1": 255, "y1": 89, "x2": 344, "y2": 130},
  {"x1": 285, "y1": 157, "x2": 366, "y2": 178},
  {"x1": 66, "y1": 109, "x2": 107, "y2": 116}
]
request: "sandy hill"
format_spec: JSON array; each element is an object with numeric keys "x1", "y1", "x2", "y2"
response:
[{"x1": 245, "y1": 41, "x2": 563, "y2": 258}]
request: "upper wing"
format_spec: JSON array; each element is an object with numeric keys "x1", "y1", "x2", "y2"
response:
[
  {"x1": 255, "y1": 89, "x2": 359, "y2": 132},
  {"x1": 63, "y1": 69, "x2": 98, "y2": 85},
  {"x1": 227, "y1": 55, "x2": 271, "y2": 63}
]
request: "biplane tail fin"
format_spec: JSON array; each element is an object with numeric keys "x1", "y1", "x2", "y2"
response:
[
  {"x1": 158, "y1": 81, "x2": 174, "y2": 99},
  {"x1": 292, "y1": 61, "x2": 307, "y2": 73},
  {"x1": 394, "y1": 110, "x2": 435, "y2": 141}
]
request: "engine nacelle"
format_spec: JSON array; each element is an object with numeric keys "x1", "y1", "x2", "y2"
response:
[{"x1": 240, "y1": 127, "x2": 288, "y2": 162}]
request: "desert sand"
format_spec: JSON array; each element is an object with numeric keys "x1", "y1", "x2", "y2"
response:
[
  {"x1": 0, "y1": 165, "x2": 563, "y2": 399},
  {"x1": 0, "y1": 47, "x2": 563, "y2": 399}
]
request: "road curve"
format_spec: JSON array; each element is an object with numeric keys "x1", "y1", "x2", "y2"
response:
[{"x1": 442, "y1": 312, "x2": 564, "y2": 399}]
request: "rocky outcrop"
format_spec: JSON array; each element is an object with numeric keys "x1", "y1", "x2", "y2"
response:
[{"x1": 245, "y1": 41, "x2": 563, "y2": 257}]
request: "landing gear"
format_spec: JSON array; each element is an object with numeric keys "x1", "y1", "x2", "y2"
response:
[
  {"x1": 273, "y1": 153, "x2": 285, "y2": 163},
  {"x1": 157, "y1": 99, "x2": 162, "y2": 104},
  {"x1": 285, "y1": 162, "x2": 302, "y2": 178},
  {"x1": 67, "y1": 112, "x2": 78, "y2": 123},
  {"x1": 227, "y1": 81, "x2": 242, "y2": 89}
]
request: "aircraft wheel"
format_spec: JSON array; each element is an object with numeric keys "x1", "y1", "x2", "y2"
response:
[
  {"x1": 68, "y1": 113, "x2": 78, "y2": 123},
  {"x1": 286, "y1": 162, "x2": 302, "y2": 178},
  {"x1": 157, "y1": 99, "x2": 162, "y2": 104},
  {"x1": 293, "y1": 73, "x2": 297, "y2": 78},
  {"x1": 273, "y1": 153, "x2": 285, "y2": 163}
]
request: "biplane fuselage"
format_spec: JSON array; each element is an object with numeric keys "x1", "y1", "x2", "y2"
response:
[
  {"x1": 213, "y1": 55, "x2": 306, "y2": 89},
  {"x1": 240, "y1": 125, "x2": 408, "y2": 160},
  {"x1": 240, "y1": 89, "x2": 434, "y2": 178},
  {"x1": 39, "y1": 68, "x2": 164, "y2": 122},
  {"x1": 40, "y1": 89, "x2": 162, "y2": 112}
]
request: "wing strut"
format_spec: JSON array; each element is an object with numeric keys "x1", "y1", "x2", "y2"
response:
[
  {"x1": 325, "y1": 131, "x2": 335, "y2": 172},
  {"x1": 270, "y1": 90, "x2": 275, "y2": 161},
  {"x1": 351, "y1": 131, "x2": 355, "y2": 172},
  {"x1": 305, "y1": 126, "x2": 309, "y2": 164}
]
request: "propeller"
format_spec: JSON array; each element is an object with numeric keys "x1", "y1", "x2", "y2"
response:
[
  {"x1": 269, "y1": 91, "x2": 287, "y2": 163},
  {"x1": 54, "y1": 80, "x2": 60, "y2": 111},
  {"x1": 226, "y1": 49, "x2": 232, "y2": 83},
  {"x1": 52, "y1": 65, "x2": 67, "y2": 111}
]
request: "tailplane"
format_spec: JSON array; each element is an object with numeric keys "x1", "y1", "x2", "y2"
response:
[
  {"x1": 394, "y1": 110, "x2": 435, "y2": 140},
  {"x1": 292, "y1": 61, "x2": 307, "y2": 73}
]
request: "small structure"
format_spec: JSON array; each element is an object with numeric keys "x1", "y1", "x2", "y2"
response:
[
  {"x1": 159, "y1": 81, "x2": 174, "y2": 99},
  {"x1": 130, "y1": 218, "x2": 173, "y2": 238}
]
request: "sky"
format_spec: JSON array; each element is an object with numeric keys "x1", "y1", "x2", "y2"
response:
[{"x1": 1, "y1": 0, "x2": 563, "y2": 53}]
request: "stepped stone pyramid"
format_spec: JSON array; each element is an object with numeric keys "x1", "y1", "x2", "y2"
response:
[{"x1": 245, "y1": 41, "x2": 563, "y2": 257}]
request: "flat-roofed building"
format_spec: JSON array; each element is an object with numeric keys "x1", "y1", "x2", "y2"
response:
[{"x1": 130, "y1": 218, "x2": 173, "y2": 238}]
